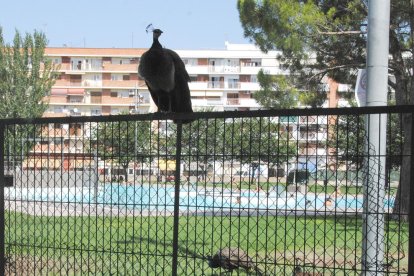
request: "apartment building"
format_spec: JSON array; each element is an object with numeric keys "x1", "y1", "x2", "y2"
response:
[
  {"x1": 28, "y1": 43, "x2": 350, "y2": 171},
  {"x1": 42, "y1": 43, "x2": 287, "y2": 118}
]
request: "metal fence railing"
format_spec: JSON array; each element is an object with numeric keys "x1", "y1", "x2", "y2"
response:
[{"x1": 0, "y1": 105, "x2": 413, "y2": 275}]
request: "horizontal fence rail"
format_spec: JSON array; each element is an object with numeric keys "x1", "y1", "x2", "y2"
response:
[{"x1": 0, "y1": 106, "x2": 413, "y2": 275}]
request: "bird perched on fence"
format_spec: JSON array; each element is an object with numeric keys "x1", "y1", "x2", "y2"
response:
[
  {"x1": 207, "y1": 247, "x2": 263, "y2": 275},
  {"x1": 138, "y1": 24, "x2": 193, "y2": 124}
]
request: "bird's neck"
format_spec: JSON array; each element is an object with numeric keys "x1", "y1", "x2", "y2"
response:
[{"x1": 151, "y1": 38, "x2": 162, "y2": 49}]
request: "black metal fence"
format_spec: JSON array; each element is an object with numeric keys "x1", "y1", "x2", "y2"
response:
[{"x1": 1, "y1": 106, "x2": 413, "y2": 275}]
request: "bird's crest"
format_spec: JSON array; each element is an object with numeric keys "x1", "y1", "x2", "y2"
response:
[{"x1": 145, "y1": 24, "x2": 155, "y2": 34}]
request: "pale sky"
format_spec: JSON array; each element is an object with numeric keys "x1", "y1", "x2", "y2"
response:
[{"x1": 0, "y1": 0, "x2": 252, "y2": 50}]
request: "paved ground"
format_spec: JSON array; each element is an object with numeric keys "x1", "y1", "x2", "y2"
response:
[{"x1": 6, "y1": 169, "x2": 98, "y2": 188}]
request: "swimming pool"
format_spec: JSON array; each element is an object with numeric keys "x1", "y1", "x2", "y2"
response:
[{"x1": 5, "y1": 184, "x2": 395, "y2": 214}]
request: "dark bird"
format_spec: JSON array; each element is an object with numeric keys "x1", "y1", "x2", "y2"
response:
[
  {"x1": 138, "y1": 25, "x2": 193, "y2": 123},
  {"x1": 207, "y1": 247, "x2": 263, "y2": 275},
  {"x1": 292, "y1": 258, "x2": 322, "y2": 276}
]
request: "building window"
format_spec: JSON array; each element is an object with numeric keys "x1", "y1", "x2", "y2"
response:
[
  {"x1": 119, "y1": 91, "x2": 129, "y2": 98},
  {"x1": 111, "y1": 74, "x2": 122, "y2": 81}
]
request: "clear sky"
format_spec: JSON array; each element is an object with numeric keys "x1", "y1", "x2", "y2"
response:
[{"x1": 0, "y1": 0, "x2": 252, "y2": 50}]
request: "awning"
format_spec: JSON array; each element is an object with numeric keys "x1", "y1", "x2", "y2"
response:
[
  {"x1": 67, "y1": 88, "x2": 85, "y2": 95},
  {"x1": 22, "y1": 158, "x2": 62, "y2": 169},
  {"x1": 158, "y1": 160, "x2": 176, "y2": 171},
  {"x1": 50, "y1": 88, "x2": 84, "y2": 96},
  {"x1": 50, "y1": 88, "x2": 68, "y2": 96}
]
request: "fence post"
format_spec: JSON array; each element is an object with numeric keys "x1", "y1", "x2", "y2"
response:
[
  {"x1": 0, "y1": 123, "x2": 5, "y2": 276},
  {"x1": 409, "y1": 112, "x2": 414, "y2": 276},
  {"x1": 171, "y1": 121, "x2": 183, "y2": 276}
]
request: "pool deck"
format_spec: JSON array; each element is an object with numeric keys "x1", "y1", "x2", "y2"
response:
[{"x1": 5, "y1": 198, "x2": 371, "y2": 217}]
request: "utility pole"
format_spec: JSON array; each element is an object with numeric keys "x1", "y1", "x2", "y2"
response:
[{"x1": 361, "y1": 1, "x2": 390, "y2": 275}]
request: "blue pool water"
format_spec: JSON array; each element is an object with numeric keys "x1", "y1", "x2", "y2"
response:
[{"x1": 5, "y1": 184, "x2": 395, "y2": 213}]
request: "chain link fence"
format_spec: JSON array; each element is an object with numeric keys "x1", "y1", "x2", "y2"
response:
[{"x1": 0, "y1": 106, "x2": 413, "y2": 275}]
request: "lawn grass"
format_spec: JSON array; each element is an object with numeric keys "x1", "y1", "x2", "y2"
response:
[{"x1": 5, "y1": 210, "x2": 408, "y2": 275}]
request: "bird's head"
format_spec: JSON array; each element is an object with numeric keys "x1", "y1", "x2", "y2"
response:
[
  {"x1": 145, "y1": 24, "x2": 163, "y2": 39},
  {"x1": 207, "y1": 255, "x2": 220, "y2": 268},
  {"x1": 152, "y1": 29, "x2": 163, "y2": 39}
]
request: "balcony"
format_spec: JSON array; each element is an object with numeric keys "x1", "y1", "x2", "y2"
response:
[
  {"x1": 188, "y1": 82, "x2": 209, "y2": 90},
  {"x1": 54, "y1": 80, "x2": 78, "y2": 87},
  {"x1": 42, "y1": 112, "x2": 68, "y2": 118},
  {"x1": 55, "y1": 63, "x2": 71, "y2": 71},
  {"x1": 240, "y1": 66, "x2": 285, "y2": 75},
  {"x1": 185, "y1": 65, "x2": 209, "y2": 75},
  {"x1": 70, "y1": 64, "x2": 102, "y2": 72},
  {"x1": 101, "y1": 96, "x2": 135, "y2": 105},
  {"x1": 239, "y1": 66, "x2": 261, "y2": 75},
  {"x1": 68, "y1": 96, "x2": 84, "y2": 104},
  {"x1": 102, "y1": 63, "x2": 138, "y2": 72},
  {"x1": 102, "y1": 80, "x2": 141, "y2": 89},
  {"x1": 191, "y1": 99, "x2": 208, "y2": 107},
  {"x1": 207, "y1": 81, "x2": 225, "y2": 89},
  {"x1": 239, "y1": 98, "x2": 260, "y2": 107},
  {"x1": 227, "y1": 82, "x2": 241, "y2": 89},
  {"x1": 83, "y1": 80, "x2": 103, "y2": 87},
  {"x1": 206, "y1": 99, "x2": 223, "y2": 106},
  {"x1": 226, "y1": 99, "x2": 240, "y2": 105},
  {"x1": 208, "y1": 66, "x2": 240, "y2": 73},
  {"x1": 240, "y1": 82, "x2": 260, "y2": 91},
  {"x1": 44, "y1": 96, "x2": 68, "y2": 104},
  {"x1": 90, "y1": 96, "x2": 102, "y2": 104}
]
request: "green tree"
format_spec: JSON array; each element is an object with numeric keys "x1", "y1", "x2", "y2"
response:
[
  {"x1": 1, "y1": 28, "x2": 57, "y2": 167},
  {"x1": 0, "y1": 27, "x2": 57, "y2": 118},
  {"x1": 93, "y1": 120, "x2": 152, "y2": 182},
  {"x1": 180, "y1": 116, "x2": 297, "y2": 181},
  {"x1": 238, "y1": 0, "x2": 414, "y2": 218},
  {"x1": 253, "y1": 70, "x2": 298, "y2": 108},
  {"x1": 222, "y1": 117, "x2": 297, "y2": 166},
  {"x1": 298, "y1": 90, "x2": 327, "y2": 108},
  {"x1": 254, "y1": 69, "x2": 327, "y2": 108}
]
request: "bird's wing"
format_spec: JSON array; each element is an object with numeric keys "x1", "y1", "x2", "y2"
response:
[
  {"x1": 164, "y1": 48, "x2": 193, "y2": 119},
  {"x1": 164, "y1": 49, "x2": 191, "y2": 82},
  {"x1": 138, "y1": 50, "x2": 150, "y2": 79},
  {"x1": 139, "y1": 49, "x2": 175, "y2": 92},
  {"x1": 145, "y1": 81, "x2": 171, "y2": 112}
]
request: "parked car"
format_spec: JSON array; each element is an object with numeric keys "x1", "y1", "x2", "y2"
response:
[{"x1": 166, "y1": 175, "x2": 175, "y2": 182}]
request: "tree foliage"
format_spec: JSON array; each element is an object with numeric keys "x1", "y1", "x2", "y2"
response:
[
  {"x1": 238, "y1": 0, "x2": 414, "y2": 217},
  {"x1": 253, "y1": 70, "x2": 298, "y2": 109},
  {"x1": 93, "y1": 120, "x2": 152, "y2": 182},
  {"x1": 238, "y1": 0, "x2": 413, "y2": 103},
  {"x1": 0, "y1": 27, "x2": 57, "y2": 118}
]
